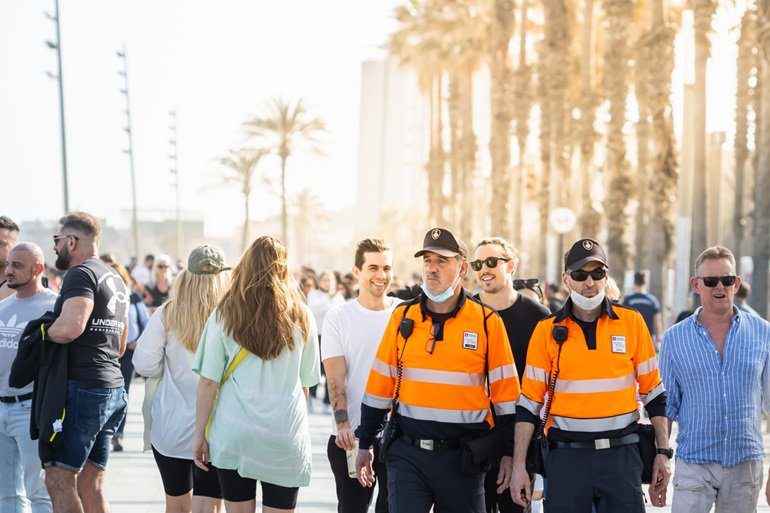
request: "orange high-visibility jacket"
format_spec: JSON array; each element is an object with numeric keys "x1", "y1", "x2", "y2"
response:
[
  {"x1": 361, "y1": 295, "x2": 520, "y2": 430},
  {"x1": 518, "y1": 300, "x2": 664, "y2": 436}
]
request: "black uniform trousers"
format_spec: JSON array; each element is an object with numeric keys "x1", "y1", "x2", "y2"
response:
[
  {"x1": 544, "y1": 444, "x2": 645, "y2": 513},
  {"x1": 387, "y1": 437, "x2": 485, "y2": 513},
  {"x1": 327, "y1": 435, "x2": 389, "y2": 513}
]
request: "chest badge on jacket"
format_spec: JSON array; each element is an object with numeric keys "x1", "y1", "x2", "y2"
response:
[
  {"x1": 463, "y1": 331, "x2": 478, "y2": 350},
  {"x1": 611, "y1": 335, "x2": 626, "y2": 354}
]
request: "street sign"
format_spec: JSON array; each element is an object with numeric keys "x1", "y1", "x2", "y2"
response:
[{"x1": 549, "y1": 207, "x2": 576, "y2": 234}]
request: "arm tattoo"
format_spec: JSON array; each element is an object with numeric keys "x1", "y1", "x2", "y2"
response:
[{"x1": 334, "y1": 409, "x2": 349, "y2": 424}]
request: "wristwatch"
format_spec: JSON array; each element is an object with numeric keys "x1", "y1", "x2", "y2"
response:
[{"x1": 656, "y1": 447, "x2": 674, "y2": 459}]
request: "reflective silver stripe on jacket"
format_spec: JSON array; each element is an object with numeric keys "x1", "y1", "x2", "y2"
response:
[
  {"x1": 402, "y1": 367, "x2": 486, "y2": 387},
  {"x1": 550, "y1": 410, "x2": 639, "y2": 432},
  {"x1": 362, "y1": 392, "x2": 393, "y2": 410},
  {"x1": 517, "y1": 394, "x2": 544, "y2": 417},
  {"x1": 400, "y1": 403, "x2": 489, "y2": 424},
  {"x1": 493, "y1": 400, "x2": 517, "y2": 416},
  {"x1": 489, "y1": 364, "x2": 518, "y2": 384},
  {"x1": 639, "y1": 382, "x2": 665, "y2": 405},
  {"x1": 554, "y1": 373, "x2": 636, "y2": 394},
  {"x1": 524, "y1": 365, "x2": 548, "y2": 384},
  {"x1": 636, "y1": 356, "x2": 659, "y2": 376},
  {"x1": 371, "y1": 358, "x2": 397, "y2": 378}
]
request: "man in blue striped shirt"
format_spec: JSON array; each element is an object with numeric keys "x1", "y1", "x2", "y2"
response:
[{"x1": 660, "y1": 245, "x2": 770, "y2": 512}]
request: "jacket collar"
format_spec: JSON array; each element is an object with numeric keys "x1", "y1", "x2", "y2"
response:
[{"x1": 418, "y1": 287, "x2": 468, "y2": 322}]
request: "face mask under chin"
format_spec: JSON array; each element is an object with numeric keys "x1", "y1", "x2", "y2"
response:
[{"x1": 570, "y1": 289, "x2": 606, "y2": 310}]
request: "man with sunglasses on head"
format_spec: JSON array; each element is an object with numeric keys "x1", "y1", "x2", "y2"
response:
[
  {"x1": 472, "y1": 237, "x2": 549, "y2": 513},
  {"x1": 659, "y1": 245, "x2": 770, "y2": 512},
  {"x1": 510, "y1": 238, "x2": 671, "y2": 512},
  {"x1": 355, "y1": 228, "x2": 520, "y2": 513}
]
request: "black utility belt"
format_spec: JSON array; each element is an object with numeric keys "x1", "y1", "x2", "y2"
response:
[
  {"x1": 0, "y1": 392, "x2": 33, "y2": 403},
  {"x1": 400, "y1": 433, "x2": 462, "y2": 452},
  {"x1": 551, "y1": 433, "x2": 639, "y2": 450}
]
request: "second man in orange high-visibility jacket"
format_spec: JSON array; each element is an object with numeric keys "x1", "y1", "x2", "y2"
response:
[
  {"x1": 510, "y1": 238, "x2": 672, "y2": 512},
  {"x1": 355, "y1": 228, "x2": 521, "y2": 513}
]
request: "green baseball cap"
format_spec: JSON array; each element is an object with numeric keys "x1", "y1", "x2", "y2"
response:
[{"x1": 188, "y1": 245, "x2": 230, "y2": 275}]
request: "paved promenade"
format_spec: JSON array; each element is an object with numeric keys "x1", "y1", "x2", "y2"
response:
[{"x1": 104, "y1": 381, "x2": 770, "y2": 512}]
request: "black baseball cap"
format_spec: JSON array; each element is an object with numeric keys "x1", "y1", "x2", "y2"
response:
[
  {"x1": 414, "y1": 228, "x2": 468, "y2": 259},
  {"x1": 564, "y1": 238, "x2": 608, "y2": 271}
]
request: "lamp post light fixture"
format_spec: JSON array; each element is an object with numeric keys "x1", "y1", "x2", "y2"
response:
[
  {"x1": 117, "y1": 45, "x2": 140, "y2": 260},
  {"x1": 44, "y1": 0, "x2": 69, "y2": 214}
]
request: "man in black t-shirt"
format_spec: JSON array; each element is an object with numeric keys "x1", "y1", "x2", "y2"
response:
[
  {"x1": 472, "y1": 237, "x2": 550, "y2": 513},
  {"x1": 44, "y1": 212, "x2": 128, "y2": 513},
  {"x1": 622, "y1": 271, "x2": 662, "y2": 348}
]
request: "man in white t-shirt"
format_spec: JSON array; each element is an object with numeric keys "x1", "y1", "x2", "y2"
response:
[{"x1": 322, "y1": 239, "x2": 400, "y2": 513}]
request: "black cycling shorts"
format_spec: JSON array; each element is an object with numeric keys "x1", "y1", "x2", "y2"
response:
[
  {"x1": 151, "y1": 446, "x2": 222, "y2": 499},
  {"x1": 214, "y1": 466, "x2": 299, "y2": 509}
]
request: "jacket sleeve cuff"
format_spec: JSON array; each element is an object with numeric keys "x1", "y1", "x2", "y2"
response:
[
  {"x1": 644, "y1": 393, "x2": 667, "y2": 419},
  {"x1": 515, "y1": 406, "x2": 540, "y2": 426}
]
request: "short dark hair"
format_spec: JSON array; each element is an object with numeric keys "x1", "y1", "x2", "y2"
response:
[
  {"x1": 737, "y1": 282, "x2": 750, "y2": 299},
  {"x1": 0, "y1": 216, "x2": 20, "y2": 233},
  {"x1": 59, "y1": 211, "x2": 101, "y2": 241},
  {"x1": 144, "y1": 254, "x2": 155, "y2": 261},
  {"x1": 634, "y1": 272, "x2": 646, "y2": 287},
  {"x1": 354, "y1": 238, "x2": 391, "y2": 269}
]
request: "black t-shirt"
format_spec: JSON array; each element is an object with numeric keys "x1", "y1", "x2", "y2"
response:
[
  {"x1": 54, "y1": 258, "x2": 128, "y2": 387},
  {"x1": 474, "y1": 293, "x2": 551, "y2": 379}
]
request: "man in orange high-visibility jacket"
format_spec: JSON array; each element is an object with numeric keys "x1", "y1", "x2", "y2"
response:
[
  {"x1": 510, "y1": 238, "x2": 672, "y2": 512},
  {"x1": 354, "y1": 227, "x2": 521, "y2": 513}
]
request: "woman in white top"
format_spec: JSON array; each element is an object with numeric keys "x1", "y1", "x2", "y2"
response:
[
  {"x1": 133, "y1": 245, "x2": 231, "y2": 513},
  {"x1": 193, "y1": 235, "x2": 320, "y2": 513},
  {"x1": 305, "y1": 270, "x2": 344, "y2": 408}
]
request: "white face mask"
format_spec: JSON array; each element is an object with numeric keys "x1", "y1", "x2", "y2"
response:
[{"x1": 570, "y1": 290, "x2": 606, "y2": 310}]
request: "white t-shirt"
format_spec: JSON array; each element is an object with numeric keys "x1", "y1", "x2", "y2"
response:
[
  {"x1": 307, "y1": 289, "x2": 345, "y2": 333},
  {"x1": 321, "y1": 297, "x2": 401, "y2": 435}
]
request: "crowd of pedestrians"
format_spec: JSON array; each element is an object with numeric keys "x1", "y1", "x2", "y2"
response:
[{"x1": 2, "y1": 211, "x2": 770, "y2": 513}]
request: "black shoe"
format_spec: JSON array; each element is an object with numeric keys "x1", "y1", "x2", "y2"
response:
[{"x1": 112, "y1": 438, "x2": 124, "y2": 452}]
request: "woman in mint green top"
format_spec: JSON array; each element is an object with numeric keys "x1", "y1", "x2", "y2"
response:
[{"x1": 192, "y1": 236, "x2": 320, "y2": 513}]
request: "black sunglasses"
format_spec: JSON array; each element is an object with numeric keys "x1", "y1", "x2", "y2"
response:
[
  {"x1": 697, "y1": 275, "x2": 736, "y2": 287},
  {"x1": 513, "y1": 278, "x2": 540, "y2": 291},
  {"x1": 470, "y1": 256, "x2": 511, "y2": 272},
  {"x1": 425, "y1": 322, "x2": 441, "y2": 354},
  {"x1": 569, "y1": 268, "x2": 607, "y2": 282}
]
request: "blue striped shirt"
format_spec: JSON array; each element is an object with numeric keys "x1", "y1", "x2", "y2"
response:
[{"x1": 660, "y1": 307, "x2": 770, "y2": 466}]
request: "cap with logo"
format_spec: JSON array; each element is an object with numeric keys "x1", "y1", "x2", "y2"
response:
[
  {"x1": 188, "y1": 245, "x2": 231, "y2": 275},
  {"x1": 414, "y1": 228, "x2": 468, "y2": 259},
  {"x1": 564, "y1": 238, "x2": 608, "y2": 271}
]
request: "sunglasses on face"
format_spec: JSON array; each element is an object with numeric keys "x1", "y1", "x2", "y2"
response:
[
  {"x1": 568, "y1": 268, "x2": 607, "y2": 282},
  {"x1": 697, "y1": 275, "x2": 736, "y2": 287},
  {"x1": 470, "y1": 256, "x2": 511, "y2": 272},
  {"x1": 157, "y1": 265, "x2": 169, "y2": 270},
  {"x1": 513, "y1": 278, "x2": 540, "y2": 291}
]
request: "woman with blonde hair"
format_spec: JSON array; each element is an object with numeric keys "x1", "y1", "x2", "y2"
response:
[
  {"x1": 193, "y1": 236, "x2": 320, "y2": 513},
  {"x1": 133, "y1": 246, "x2": 231, "y2": 513}
]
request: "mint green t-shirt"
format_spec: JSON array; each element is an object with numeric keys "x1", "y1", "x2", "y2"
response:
[{"x1": 192, "y1": 305, "x2": 320, "y2": 487}]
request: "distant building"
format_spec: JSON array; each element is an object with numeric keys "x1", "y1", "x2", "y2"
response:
[{"x1": 355, "y1": 58, "x2": 427, "y2": 236}]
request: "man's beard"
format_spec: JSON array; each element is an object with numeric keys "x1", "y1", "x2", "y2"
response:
[
  {"x1": 6, "y1": 277, "x2": 31, "y2": 290},
  {"x1": 55, "y1": 249, "x2": 71, "y2": 271}
]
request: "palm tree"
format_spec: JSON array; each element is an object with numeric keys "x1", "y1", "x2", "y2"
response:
[
  {"x1": 217, "y1": 147, "x2": 269, "y2": 252},
  {"x1": 690, "y1": 0, "x2": 717, "y2": 259},
  {"x1": 752, "y1": 0, "x2": 770, "y2": 317},
  {"x1": 488, "y1": 0, "x2": 515, "y2": 237},
  {"x1": 512, "y1": 0, "x2": 533, "y2": 248},
  {"x1": 734, "y1": 6, "x2": 759, "y2": 271},
  {"x1": 390, "y1": 1, "x2": 449, "y2": 227},
  {"x1": 603, "y1": 0, "x2": 634, "y2": 278},
  {"x1": 291, "y1": 189, "x2": 329, "y2": 266},
  {"x1": 243, "y1": 97, "x2": 326, "y2": 244}
]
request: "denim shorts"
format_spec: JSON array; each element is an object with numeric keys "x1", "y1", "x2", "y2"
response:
[{"x1": 45, "y1": 380, "x2": 127, "y2": 472}]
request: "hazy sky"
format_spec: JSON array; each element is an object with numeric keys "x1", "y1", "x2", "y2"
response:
[{"x1": 1, "y1": 1, "x2": 400, "y2": 236}]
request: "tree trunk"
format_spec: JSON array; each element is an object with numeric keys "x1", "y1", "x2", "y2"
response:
[
  {"x1": 428, "y1": 73, "x2": 448, "y2": 227},
  {"x1": 578, "y1": 0, "x2": 601, "y2": 239},
  {"x1": 690, "y1": 0, "x2": 716, "y2": 256},
  {"x1": 242, "y1": 190, "x2": 250, "y2": 253},
  {"x1": 448, "y1": 74, "x2": 462, "y2": 231},
  {"x1": 752, "y1": 25, "x2": 770, "y2": 317},
  {"x1": 512, "y1": 0, "x2": 531, "y2": 248},
  {"x1": 489, "y1": 0, "x2": 515, "y2": 238},
  {"x1": 460, "y1": 71, "x2": 477, "y2": 244},
  {"x1": 537, "y1": 42, "x2": 553, "y2": 278},
  {"x1": 603, "y1": 0, "x2": 634, "y2": 278}
]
